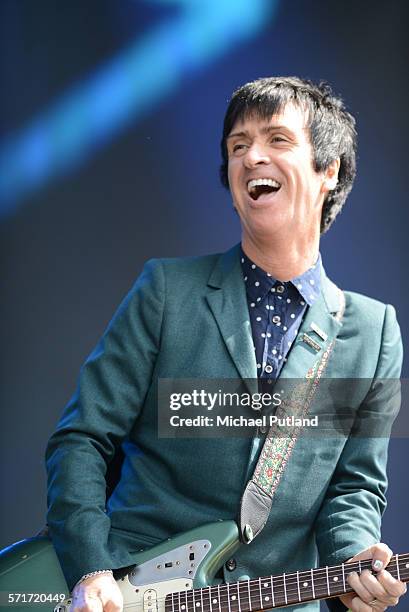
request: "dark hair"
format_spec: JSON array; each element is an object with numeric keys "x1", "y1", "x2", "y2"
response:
[{"x1": 220, "y1": 76, "x2": 357, "y2": 233}]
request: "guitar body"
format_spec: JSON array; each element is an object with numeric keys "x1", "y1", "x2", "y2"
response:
[
  {"x1": 2, "y1": 521, "x2": 408, "y2": 611},
  {"x1": 0, "y1": 521, "x2": 241, "y2": 612},
  {"x1": 0, "y1": 536, "x2": 70, "y2": 610}
]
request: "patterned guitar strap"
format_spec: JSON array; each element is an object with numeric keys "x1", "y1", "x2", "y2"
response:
[{"x1": 239, "y1": 287, "x2": 346, "y2": 544}]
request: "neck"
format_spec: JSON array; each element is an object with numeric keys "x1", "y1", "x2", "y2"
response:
[
  {"x1": 242, "y1": 233, "x2": 320, "y2": 281},
  {"x1": 167, "y1": 554, "x2": 409, "y2": 612}
]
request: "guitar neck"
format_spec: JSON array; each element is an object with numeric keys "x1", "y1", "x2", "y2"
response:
[{"x1": 166, "y1": 554, "x2": 409, "y2": 611}]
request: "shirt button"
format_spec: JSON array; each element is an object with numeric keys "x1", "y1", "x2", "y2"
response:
[
  {"x1": 265, "y1": 364, "x2": 273, "y2": 373},
  {"x1": 272, "y1": 315, "x2": 281, "y2": 324},
  {"x1": 276, "y1": 285, "x2": 285, "y2": 293}
]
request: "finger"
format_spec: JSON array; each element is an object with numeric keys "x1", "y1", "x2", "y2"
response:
[
  {"x1": 100, "y1": 589, "x2": 123, "y2": 612},
  {"x1": 349, "y1": 595, "x2": 387, "y2": 611},
  {"x1": 347, "y1": 571, "x2": 391, "y2": 609},
  {"x1": 348, "y1": 572, "x2": 376, "y2": 606},
  {"x1": 377, "y1": 569, "x2": 408, "y2": 598},
  {"x1": 349, "y1": 543, "x2": 393, "y2": 571},
  {"x1": 358, "y1": 569, "x2": 390, "y2": 602},
  {"x1": 103, "y1": 599, "x2": 123, "y2": 612},
  {"x1": 349, "y1": 568, "x2": 404, "y2": 608},
  {"x1": 367, "y1": 544, "x2": 393, "y2": 572},
  {"x1": 71, "y1": 594, "x2": 104, "y2": 612},
  {"x1": 84, "y1": 595, "x2": 104, "y2": 612}
]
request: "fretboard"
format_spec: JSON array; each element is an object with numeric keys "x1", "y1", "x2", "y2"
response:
[{"x1": 165, "y1": 553, "x2": 409, "y2": 611}]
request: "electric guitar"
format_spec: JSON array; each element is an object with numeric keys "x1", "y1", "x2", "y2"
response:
[{"x1": 1, "y1": 520, "x2": 408, "y2": 611}]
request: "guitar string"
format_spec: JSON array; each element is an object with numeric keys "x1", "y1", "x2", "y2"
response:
[
  {"x1": 119, "y1": 551, "x2": 409, "y2": 604},
  {"x1": 119, "y1": 565, "x2": 409, "y2": 607},
  {"x1": 121, "y1": 580, "x2": 409, "y2": 612},
  {"x1": 121, "y1": 584, "x2": 408, "y2": 612},
  {"x1": 118, "y1": 567, "x2": 409, "y2": 610},
  {"x1": 122, "y1": 573, "x2": 409, "y2": 612},
  {"x1": 118, "y1": 553, "x2": 409, "y2": 602},
  {"x1": 177, "y1": 567, "x2": 409, "y2": 604},
  {"x1": 119, "y1": 559, "x2": 409, "y2": 606}
]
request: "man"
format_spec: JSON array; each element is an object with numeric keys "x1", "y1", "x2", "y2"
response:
[{"x1": 46, "y1": 77, "x2": 406, "y2": 612}]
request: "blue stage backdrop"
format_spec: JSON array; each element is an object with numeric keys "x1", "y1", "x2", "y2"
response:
[{"x1": 1, "y1": 2, "x2": 408, "y2": 608}]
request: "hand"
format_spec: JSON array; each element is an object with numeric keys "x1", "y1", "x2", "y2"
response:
[
  {"x1": 339, "y1": 543, "x2": 407, "y2": 611},
  {"x1": 70, "y1": 572, "x2": 123, "y2": 612}
]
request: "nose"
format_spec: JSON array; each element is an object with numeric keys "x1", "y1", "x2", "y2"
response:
[{"x1": 243, "y1": 143, "x2": 271, "y2": 168}]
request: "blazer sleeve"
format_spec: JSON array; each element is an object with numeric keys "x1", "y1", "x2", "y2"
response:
[
  {"x1": 315, "y1": 303, "x2": 403, "y2": 571},
  {"x1": 45, "y1": 259, "x2": 165, "y2": 590}
]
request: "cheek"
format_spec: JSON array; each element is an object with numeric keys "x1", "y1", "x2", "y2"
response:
[{"x1": 227, "y1": 164, "x2": 241, "y2": 195}]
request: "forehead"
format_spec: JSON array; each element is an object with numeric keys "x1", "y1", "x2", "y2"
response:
[{"x1": 228, "y1": 103, "x2": 309, "y2": 137}]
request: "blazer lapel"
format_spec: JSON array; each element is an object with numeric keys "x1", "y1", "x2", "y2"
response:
[
  {"x1": 206, "y1": 244, "x2": 258, "y2": 389},
  {"x1": 205, "y1": 246, "x2": 343, "y2": 391},
  {"x1": 279, "y1": 268, "x2": 343, "y2": 381}
]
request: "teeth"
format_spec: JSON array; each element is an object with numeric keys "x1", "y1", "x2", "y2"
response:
[{"x1": 247, "y1": 178, "x2": 281, "y2": 192}]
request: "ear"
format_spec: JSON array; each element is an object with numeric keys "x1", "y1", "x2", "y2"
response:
[{"x1": 321, "y1": 158, "x2": 340, "y2": 193}]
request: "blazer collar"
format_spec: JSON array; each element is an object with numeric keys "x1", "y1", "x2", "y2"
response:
[
  {"x1": 206, "y1": 244, "x2": 258, "y2": 386},
  {"x1": 206, "y1": 244, "x2": 343, "y2": 384}
]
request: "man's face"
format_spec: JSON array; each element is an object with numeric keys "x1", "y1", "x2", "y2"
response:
[{"x1": 226, "y1": 104, "x2": 334, "y2": 244}]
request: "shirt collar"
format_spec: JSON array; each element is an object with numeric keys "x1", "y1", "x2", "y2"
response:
[{"x1": 240, "y1": 247, "x2": 322, "y2": 306}]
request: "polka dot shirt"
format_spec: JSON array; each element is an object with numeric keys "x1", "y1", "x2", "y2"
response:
[{"x1": 240, "y1": 248, "x2": 322, "y2": 380}]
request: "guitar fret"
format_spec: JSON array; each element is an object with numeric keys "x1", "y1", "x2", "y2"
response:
[
  {"x1": 226, "y1": 582, "x2": 231, "y2": 612},
  {"x1": 296, "y1": 570, "x2": 301, "y2": 603},
  {"x1": 168, "y1": 552, "x2": 409, "y2": 612},
  {"x1": 271, "y1": 575, "x2": 275, "y2": 607},
  {"x1": 237, "y1": 581, "x2": 241, "y2": 612}
]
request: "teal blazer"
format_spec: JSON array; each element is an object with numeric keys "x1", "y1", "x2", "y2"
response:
[{"x1": 46, "y1": 245, "x2": 403, "y2": 611}]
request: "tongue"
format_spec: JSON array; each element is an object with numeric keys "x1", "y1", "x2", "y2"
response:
[{"x1": 252, "y1": 186, "x2": 279, "y2": 201}]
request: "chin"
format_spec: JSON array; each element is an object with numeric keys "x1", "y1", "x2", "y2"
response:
[{"x1": 246, "y1": 215, "x2": 289, "y2": 240}]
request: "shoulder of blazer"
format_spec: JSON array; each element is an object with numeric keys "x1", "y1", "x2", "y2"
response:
[
  {"x1": 343, "y1": 289, "x2": 397, "y2": 329},
  {"x1": 145, "y1": 244, "x2": 241, "y2": 290}
]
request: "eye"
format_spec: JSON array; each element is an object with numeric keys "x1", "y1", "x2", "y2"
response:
[
  {"x1": 232, "y1": 143, "x2": 248, "y2": 152},
  {"x1": 270, "y1": 135, "x2": 287, "y2": 143}
]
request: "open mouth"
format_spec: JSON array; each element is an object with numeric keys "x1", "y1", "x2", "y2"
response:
[{"x1": 247, "y1": 178, "x2": 281, "y2": 201}]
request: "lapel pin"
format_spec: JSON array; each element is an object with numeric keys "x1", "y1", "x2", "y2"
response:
[
  {"x1": 310, "y1": 322, "x2": 328, "y2": 342},
  {"x1": 302, "y1": 333, "x2": 321, "y2": 353}
]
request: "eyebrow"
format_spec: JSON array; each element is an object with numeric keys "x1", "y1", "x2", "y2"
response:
[{"x1": 226, "y1": 125, "x2": 296, "y2": 140}]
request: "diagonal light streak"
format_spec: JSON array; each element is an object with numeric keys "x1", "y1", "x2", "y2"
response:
[{"x1": 0, "y1": 0, "x2": 278, "y2": 217}]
